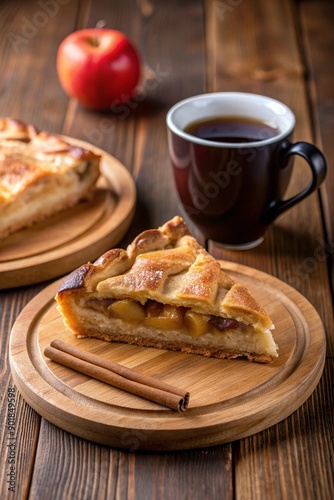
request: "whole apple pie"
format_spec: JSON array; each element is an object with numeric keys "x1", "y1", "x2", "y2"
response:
[
  {"x1": 56, "y1": 216, "x2": 278, "y2": 363},
  {"x1": 0, "y1": 117, "x2": 100, "y2": 239}
]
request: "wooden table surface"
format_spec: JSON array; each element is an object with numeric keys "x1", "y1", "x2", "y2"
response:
[{"x1": 1, "y1": 0, "x2": 333, "y2": 499}]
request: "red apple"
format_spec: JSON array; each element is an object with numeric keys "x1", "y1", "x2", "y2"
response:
[{"x1": 56, "y1": 28, "x2": 141, "y2": 110}]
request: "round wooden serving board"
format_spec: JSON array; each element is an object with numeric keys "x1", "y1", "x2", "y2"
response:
[
  {"x1": 0, "y1": 137, "x2": 136, "y2": 289},
  {"x1": 9, "y1": 261, "x2": 326, "y2": 451}
]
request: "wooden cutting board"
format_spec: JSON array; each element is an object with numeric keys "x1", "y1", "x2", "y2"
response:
[
  {"x1": 0, "y1": 137, "x2": 136, "y2": 289},
  {"x1": 9, "y1": 261, "x2": 326, "y2": 451}
]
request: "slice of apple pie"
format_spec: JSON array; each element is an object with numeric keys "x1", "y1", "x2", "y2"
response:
[
  {"x1": 56, "y1": 216, "x2": 278, "y2": 363},
  {"x1": 0, "y1": 117, "x2": 100, "y2": 238}
]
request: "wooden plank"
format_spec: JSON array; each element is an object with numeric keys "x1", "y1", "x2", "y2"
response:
[
  {"x1": 28, "y1": 421, "x2": 120, "y2": 500},
  {"x1": 298, "y1": 0, "x2": 334, "y2": 291},
  {"x1": 0, "y1": 2, "x2": 81, "y2": 499},
  {"x1": 0, "y1": 0, "x2": 80, "y2": 131},
  {"x1": 0, "y1": 286, "x2": 42, "y2": 500},
  {"x1": 206, "y1": 0, "x2": 303, "y2": 91},
  {"x1": 234, "y1": 360, "x2": 334, "y2": 499},
  {"x1": 204, "y1": 1, "x2": 334, "y2": 499},
  {"x1": 129, "y1": 446, "x2": 233, "y2": 500},
  {"x1": 28, "y1": 424, "x2": 233, "y2": 500}
]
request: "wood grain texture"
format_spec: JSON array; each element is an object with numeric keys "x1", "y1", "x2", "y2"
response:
[
  {"x1": 0, "y1": 285, "x2": 43, "y2": 500},
  {"x1": 0, "y1": 0, "x2": 80, "y2": 131},
  {"x1": 0, "y1": 0, "x2": 333, "y2": 498},
  {"x1": 299, "y1": 0, "x2": 334, "y2": 291}
]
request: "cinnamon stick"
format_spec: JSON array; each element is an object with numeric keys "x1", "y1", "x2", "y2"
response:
[{"x1": 44, "y1": 340, "x2": 189, "y2": 412}]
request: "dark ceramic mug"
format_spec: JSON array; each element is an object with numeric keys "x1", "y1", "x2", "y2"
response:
[{"x1": 166, "y1": 92, "x2": 327, "y2": 249}]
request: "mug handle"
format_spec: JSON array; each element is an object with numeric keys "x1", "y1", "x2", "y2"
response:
[{"x1": 262, "y1": 141, "x2": 327, "y2": 224}]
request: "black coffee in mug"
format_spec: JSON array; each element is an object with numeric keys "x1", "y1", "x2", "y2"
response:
[
  {"x1": 184, "y1": 116, "x2": 279, "y2": 144},
  {"x1": 166, "y1": 92, "x2": 327, "y2": 249}
]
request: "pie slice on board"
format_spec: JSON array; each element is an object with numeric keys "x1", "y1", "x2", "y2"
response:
[
  {"x1": 0, "y1": 117, "x2": 100, "y2": 239},
  {"x1": 56, "y1": 216, "x2": 278, "y2": 363}
]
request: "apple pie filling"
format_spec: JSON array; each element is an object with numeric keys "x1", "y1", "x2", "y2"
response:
[{"x1": 85, "y1": 297, "x2": 246, "y2": 338}]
